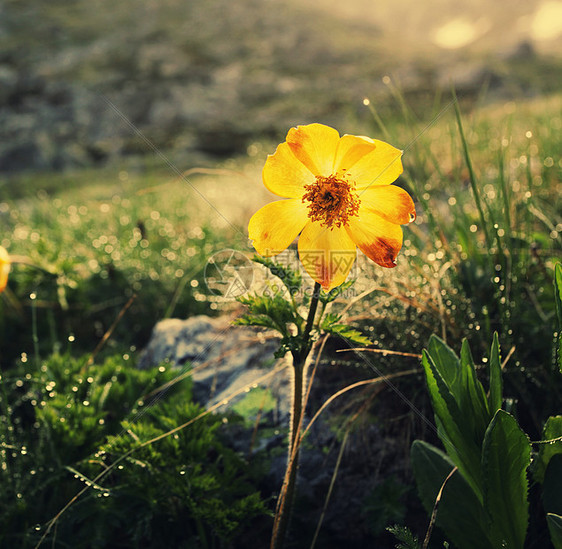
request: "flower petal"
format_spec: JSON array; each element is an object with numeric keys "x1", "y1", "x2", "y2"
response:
[
  {"x1": 298, "y1": 221, "x2": 357, "y2": 290},
  {"x1": 0, "y1": 246, "x2": 10, "y2": 293},
  {"x1": 346, "y1": 210, "x2": 403, "y2": 268},
  {"x1": 345, "y1": 140, "x2": 403, "y2": 190},
  {"x1": 249, "y1": 199, "x2": 309, "y2": 256},
  {"x1": 286, "y1": 123, "x2": 341, "y2": 177},
  {"x1": 333, "y1": 134, "x2": 378, "y2": 174},
  {"x1": 358, "y1": 185, "x2": 416, "y2": 225},
  {"x1": 263, "y1": 142, "x2": 316, "y2": 198}
]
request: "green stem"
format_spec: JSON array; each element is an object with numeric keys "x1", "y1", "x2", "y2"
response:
[
  {"x1": 271, "y1": 282, "x2": 321, "y2": 549},
  {"x1": 302, "y1": 282, "x2": 321, "y2": 351}
]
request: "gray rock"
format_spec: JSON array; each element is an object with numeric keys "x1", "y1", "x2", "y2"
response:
[
  {"x1": 0, "y1": 65, "x2": 18, "y2": 104},
  {"x1": 0, "y1": 140, "x2": 47, "y2": 172},
  {"x1": 138, "y1": 315, "x2": 290, "y2": 418}
]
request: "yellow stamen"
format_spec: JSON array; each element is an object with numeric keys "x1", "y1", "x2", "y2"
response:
[{"x1": 302, "y1": 174, "x2": 360, "y2": 229}]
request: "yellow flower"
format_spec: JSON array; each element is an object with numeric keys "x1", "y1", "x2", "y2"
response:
[
  {"x1": 249, "y1": 123, "x2": 416, "y2": 290},
  {"x1": 0, "y1": 246, "x2": 10, "y2": 293}
]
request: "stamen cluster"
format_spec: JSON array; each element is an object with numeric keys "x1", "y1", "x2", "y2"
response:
[{"x1": 302, "y1": 174, "x2": 360, "y2": 229}]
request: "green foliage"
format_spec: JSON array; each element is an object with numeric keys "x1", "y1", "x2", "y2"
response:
[
  {"x1": 231, "y1": 387, "x2": 275, "y2": 421},
  {"x1": 318, "y1": 280, "x2": 355, "y2": 305},
  {"x1": 533, "y1": 415, "x2": 562, "y2": 484},
  {"x1": 320, "y1": 312, "x2": 371, "y2": 347},
  {"x1": 252, "y1": 255, "x2": 303, "y2": 297},
  {"x1": 362, "y1": 477, "x2": 408, "y2": 537},
  {"x1": 0, "y1": 352, "x2": 268, "y2": 548},
  {"x1": 0, "y1": 181, "x2": 247, "y2": 363},
  {"x1": 543, "y1": 454, "x2": 562, "y2": 521},
  {"x1": 481, "y1": 410, "x2": 531, "y2": 549},
  {"x1": 236, "y1": 292, "x2": 303, "y2": 338},
  {"x1": 237, "y1": 256, "x2": 368, "y2": 359},
  {"x1": 547, "y1": 514, "x2": 562, "y2": 549},
  {"x1": 386, "y1": 524, "x2": 421, "y2": 549},
  {"x1": 372, "y1": 92, "x2": 562, "y2": 429},
  {"x1": 420, "y1": 336, "x2": 490, "y2": 500},
  {"x1": 412, "y1": 328, "x2": 561, "y2": 549},
  {"x1": 411, "y1": 441, "x2": 494, "y2": 549},
  {"x1": 555, "y1": 263, "x2": 562, "y2": 374}
]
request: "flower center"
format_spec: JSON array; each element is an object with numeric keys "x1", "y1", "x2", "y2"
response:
[{"x1": 302, "y1": 174, "x2": 360, "y2": 229}]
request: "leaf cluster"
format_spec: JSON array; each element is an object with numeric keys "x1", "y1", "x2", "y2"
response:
[
  {"x1": 410, "y1": 326, "x2": 562, "y2": 549},
  {"x1": 237, "y1": 258, "x2": 370, "y2": 358}
]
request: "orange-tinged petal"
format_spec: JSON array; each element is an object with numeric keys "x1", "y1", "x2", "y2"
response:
[
  {"x1": 0, "y1": 246, "x2": 10, "y2": 293},
  {"x1": 248, "y1": 199, "x2": 309, "y2": 256},
  {"x1": 298, "y1": 221, "x2": 356, "y2": 290},
  {"x1": 333, "y1": 134, "x2": 378, "y2": 175},
  {"x1": 358, "y1": 185, "x2": 416, "y2": 225},
  {"x1": 286, "y1": 123, "x2": 340, "y2": 177},
  {"x1": 346, "y1": 209, "x2": 403, "y2": 268},
  {"x1": 346, "y1": 140, "x2": 403, "y2": 190}
]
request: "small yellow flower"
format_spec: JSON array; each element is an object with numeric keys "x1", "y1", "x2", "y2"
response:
[
  {"x1": 249, "y1": 123, "x2": 416, "y2": 290},
  {"x1": 0, "y1": 246, "x2": 10, "y2": 293}
]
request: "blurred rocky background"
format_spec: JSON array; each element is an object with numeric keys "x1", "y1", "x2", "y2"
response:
[{"x1": 1, "y1": 0, "x2": 562, "y2": 174}]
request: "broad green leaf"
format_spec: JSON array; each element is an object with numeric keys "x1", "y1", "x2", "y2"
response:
[
  {"x1": 555, "y1": 263, "x2": 562, "y2": 374},
  {"x1": 422, "y1": 350, "x2": 484, "y2": 501},
  {"x1": 543, "y1": 454, "x2": 562, "y2": 516},
  {"x1": 534, "y1": 415, "x2": 562, "y2": 484},
  {"x1": 547, "y1": 514, "x2": 562, "y2": 549},
  {"x1": 488, "y1": 332, "x2": 503, "y2": 414},
  {"x1": 411, "y1": 441, "x2": 494, "y2": 549},
  {"x1": 482, "y1": 410, "x2": 531, "y2": 549},
  {"x1": 427, "y1": 335, "x2": 461, "y2": 394},
  {"x1": 460, "y1": 339, "x2": 490, "y2": 441}
]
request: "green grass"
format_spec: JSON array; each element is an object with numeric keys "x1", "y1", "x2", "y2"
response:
[
  {"x1": 0, "y1": 156, "x2": 264, "y2": 363},
  {"x1": 346, "y1": 90, "x2": 562, "y2": 434},
  {"x1": 0, "y1": 352, "x2": 268, "y2": 548}
]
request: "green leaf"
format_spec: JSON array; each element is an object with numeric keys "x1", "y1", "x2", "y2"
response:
[
  {"x1": 320, "y1": 314, "x2": 371, "y2": 346},
  {"x1": 427, "y1": 335, "x2": 461, "y2": 394},
  {"x1": 234, "y1": 314, "x2": 281, "y2": 332},
  {"x1": 482, "y1": 410, "x2": 531, "y2": 549},
  {"x1": 421, "y1": 350, "x2": 484, "y2": 501},
  {"x1": 386, "y1": 524, "x2": 421, "y2": 549},
  {"x1": 236, "y1": 292, "x2": 302, "y2": 337},
  {"x1": 547, "y1": 514, "x2": 562, "y2": 549},
  {"x1": 533, "y1": 415, "x2": 562, "y2": 484},
  {"x1": 410, "y1": 441, "x2": 494, "y2": 549},
  {"x1": 460, "y1": 338, "x2": 491, "y2": 441},
  {"x1": 252, "y1": 254, "x2": 302, "y2": 294},
  {"x1": 319, "y1": 279, "x2": 355, "y2": 304},
  {"x1": 555, "y1": 263, "x2": 562, "y2": 374},
  {"x1": 543, "y1": 454, "x2": 562, "y2": 517},
  {"x1": 488, "y1": 332, "x2": 503, "y2": 414}
]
